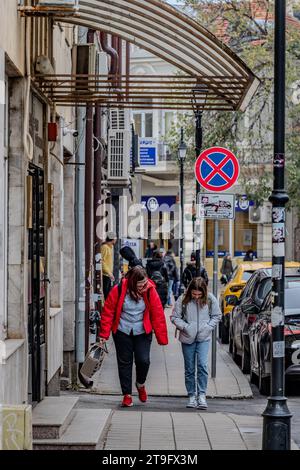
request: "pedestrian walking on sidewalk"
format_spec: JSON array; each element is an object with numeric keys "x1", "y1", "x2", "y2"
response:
[
  {"x1": 164, "y1": 248, "x2": 178, "y2": 307},
  {"x1": 101, "y1": 232, "x2": 117, "y2": 299},
  {"x1": 220, "y1": 252, "x2": 233, "y2": 284},
  {"x1": 170, "y1": 278, "x2": 221, "y2": 410},
  {"x1": 99, "y1": 265, "x2": 168, "y2": 408}
]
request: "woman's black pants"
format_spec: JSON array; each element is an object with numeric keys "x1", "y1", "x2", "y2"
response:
[{"x1": 112, "y1": 330, "x2": 152, "y2": 395}]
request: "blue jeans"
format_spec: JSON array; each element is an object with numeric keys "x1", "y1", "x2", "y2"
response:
[
  {"x1": 181, "y1": 340, "x2": 210, "y2": 396},
  {"x1": 167, "y1": 279, "x2": 174, "y2": 305}
]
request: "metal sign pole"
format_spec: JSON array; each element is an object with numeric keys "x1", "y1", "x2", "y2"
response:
[
  {"x1": 211, "y1": 219, "x2": 218, "y2": 378},
  {"x1": 262, "y1": 0, "x2": 291, "y2": 450}
]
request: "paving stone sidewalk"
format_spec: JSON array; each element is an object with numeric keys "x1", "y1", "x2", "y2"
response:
[
  {"x1": 99, "y1": 409, "x2": 298, "y2": 450},
  {"x1": 91, "y1": 308, "x2": 252, "y2": 398}
]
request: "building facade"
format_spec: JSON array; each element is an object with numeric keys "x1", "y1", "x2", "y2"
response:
[{"x1": 0, "y1": 1, "x2": 77, "y2": 404}]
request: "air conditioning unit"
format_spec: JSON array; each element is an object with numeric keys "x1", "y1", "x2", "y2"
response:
[
  {"x1": 249, "y1": 203, "x2": 272, "y2": 223},
  {"x1": 107, "y1": 109, "x2": 131, "y2": 186},
  {"x1": 109, "y1": 108, "x2": 130, "y2": 131},
  {"x1": 72, "y1": 44, "x2": 96, "y2": 93}
]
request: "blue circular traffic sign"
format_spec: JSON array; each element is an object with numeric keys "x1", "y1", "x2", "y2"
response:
[{"x1": 195, "y1": 147, "x2": 240, "y2": 192}]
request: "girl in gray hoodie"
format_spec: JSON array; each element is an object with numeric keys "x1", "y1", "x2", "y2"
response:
[{"x1": 171, "y1": 277, "x2": 221, "y2": 409}]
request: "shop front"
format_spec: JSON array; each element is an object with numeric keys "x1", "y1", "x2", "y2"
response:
[
  {"x1": 141, "y1": 195, "x2": 178, "y2": 257},
  {"x1": 205, "y1": 196, "x2": 257, "y2": 260}
]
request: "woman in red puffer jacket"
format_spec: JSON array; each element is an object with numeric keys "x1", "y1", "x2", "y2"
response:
[{"x1": 99, "y1": 265, "x2": 168, "y2": 407}]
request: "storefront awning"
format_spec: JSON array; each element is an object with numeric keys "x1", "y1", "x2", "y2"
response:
[{"x1": 20, "y1": 0, "x2": 259, "y2": 111}]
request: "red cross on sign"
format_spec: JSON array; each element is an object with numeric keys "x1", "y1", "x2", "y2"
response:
[{"x1": 194, "y1": 147, "x2": 240, "y2": 192}]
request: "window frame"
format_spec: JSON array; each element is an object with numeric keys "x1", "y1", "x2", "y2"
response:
[{"x1": 132, "y1": 110, "x2": 153, "y2": 138}]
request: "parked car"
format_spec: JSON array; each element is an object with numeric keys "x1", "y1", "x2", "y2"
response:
[
  {"x1": 219, "y1": 261, "x2": 273, "y2": 344},
  {"x1": 249, "y1": 282, "x2": 300, "y2": 395},
  {"x1": 229, "y1": 264, "x2": 300, "y2": 374}
]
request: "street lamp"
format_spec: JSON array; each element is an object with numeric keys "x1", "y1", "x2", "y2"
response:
[
  {"x1": 178, "y1": 128, "x2": 187, "y2": 295},
  {"x1": 262, "y1": 0, "x2": 292, "y2": 450},
  {"x1": 192, "y1": 83, "x2": 208, "y2": 275}
]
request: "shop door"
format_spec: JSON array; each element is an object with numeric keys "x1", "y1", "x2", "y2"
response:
[{"x1": 28, "y1": 164, "x2": 46, "y2": 404}]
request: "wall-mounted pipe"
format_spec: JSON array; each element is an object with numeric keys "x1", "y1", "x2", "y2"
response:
[
  {"x1": 98, "y1": 31, "x2": 118, "y2": 76},
  {"x1": 93, "y1": 106, "x2": 103, "y2": 319},
  {"x1": 126, "y1": 41, "x2": 130, "y2": 100},
  {"x1": 84, "y1": 28, "x2": 95, "y2": 354}
]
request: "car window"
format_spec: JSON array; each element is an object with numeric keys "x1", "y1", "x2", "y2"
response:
[
  {"x1": 261, "y1": 291, "x2": 272, "y2": 311},
  {"x1": 242, "y1": 271, "x2": 255, "y2": 281},
  {"x1": 256, "y1": 278, "x2": 272, "y2": 303},
  {"x1": 285, "y1": 288, "x2": 300, "y2": 310},
  {"x1": 285, "y1": 277, "x2": 300, "y2": 289},
  {"x1": 260, "y1": 285, "x2": 300, "y2": 312},
  {"x1": 239, "y1": 272, "x2": 258, "y2": 300}
]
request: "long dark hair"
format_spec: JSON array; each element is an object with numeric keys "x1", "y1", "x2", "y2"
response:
[
  {"x1": 183, "y1": 277, "x2": 208, "y2": 307},
  {"x1": 125, "y1": 265, "x2": 148, "y2": 301}
]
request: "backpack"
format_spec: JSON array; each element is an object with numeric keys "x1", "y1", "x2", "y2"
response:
[
  {"x1": 149, "y1": 270, "x2": 168, "y2": 307},
  {"x1": 182, "y1": 266, "x2": 194, "y2": 288},
  {"x1": 164, "y1": 256, "x2": 176, "y2": 279}
]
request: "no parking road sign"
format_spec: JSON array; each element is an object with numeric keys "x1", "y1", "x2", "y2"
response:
[{"x1": 195, "y1": 147, "x2": 240, "y2": 192}]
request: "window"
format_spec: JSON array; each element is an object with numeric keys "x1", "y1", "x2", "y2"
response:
[
  {"x1": 145, "y1": 113, "x2": 153, "y2": 138},
  {"x1": 164, "y1": 111, "x2": 174, "y2": 136},
  {"x1": 133, "y1": 113, "x2": 142, "y2": 136},
  {"x1": 234, "y1": 211, "x2": 257, "y2": 257},
  {"x1": 206, "y1": 219, "x2": 229, "y2": 256},
  {"x1": 133, "y1": 111, "x2": 153, "y2": 138}
]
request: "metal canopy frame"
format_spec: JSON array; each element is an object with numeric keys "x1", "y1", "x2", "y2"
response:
[{"x1": 21, "y1": 0, "x2": 259, "y2": 111}]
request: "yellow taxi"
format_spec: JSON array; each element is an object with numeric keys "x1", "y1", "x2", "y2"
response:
[{"x1": 219, "y1": 261, "x2": 300, "y2": 343}]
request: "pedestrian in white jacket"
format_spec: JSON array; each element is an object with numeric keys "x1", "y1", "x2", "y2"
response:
[{"x1": 171, "y1": 277, "x2": 221, "y2": 409}]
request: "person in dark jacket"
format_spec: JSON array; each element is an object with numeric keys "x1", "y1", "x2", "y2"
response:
[
  {"x1": 164, "y1": 249, "x2": 178, "y2": 307},
  {"x1": 182, "y1": 253, "x2": 209, "y2": 288},
  {"x1": 146, "y1": 251, "x2": 169, "y2": 307},
  {"x1": 220, "y1": 253, "x2": 234, "y2": 283},
  {"x1": 145, "y1": 241, "x2": 157, "y2": 259},
  {"x1": 243, "y1": 249, "x2": 254, "y2": 261}
]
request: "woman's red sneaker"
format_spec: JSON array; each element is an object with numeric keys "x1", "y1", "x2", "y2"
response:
[
  {"x1": 121, "y1": 394, "x2": 133, "y2": 407},
  {"x1": 136, "y1": 384, "x2": 147, "y2": 402}
]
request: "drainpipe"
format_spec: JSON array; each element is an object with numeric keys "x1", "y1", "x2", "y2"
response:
[
  {"x1": 126, "y1": 41, "x2": 130, "y2": 100},
  {"x1": 93, "y1": 106, "x2": 103, "y2": 318},
  {"x1": 117, "y1": 36, "x2": 123, "y2": 91},
  {"x1": 98, "y1": 32, "x2": 118, "y2": 75},
  {"x1": 84, "y1": 28, "x2": 95, "y2": 354},
  {"x1": 75, "y1": 104, "x2": 86, "y2": 364}
]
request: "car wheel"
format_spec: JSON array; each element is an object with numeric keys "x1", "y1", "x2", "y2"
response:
[
  {"x1": 221, "y1": 318, "x2": 229, "y2": 344},
  {"x1": 258, "y1": 362, "x2": 270, "y2": 396},
  {"x1": 241, "y1": 343, "x2": 250, "y2": 374}
]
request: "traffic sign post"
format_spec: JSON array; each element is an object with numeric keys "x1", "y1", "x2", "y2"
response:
[{"x1": 195, "y1": 147, "x2": 239, "y2": 379}]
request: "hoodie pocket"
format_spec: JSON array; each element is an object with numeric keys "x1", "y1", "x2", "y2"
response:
[
  {"x1": 182, "y1": 322, "x2": 197, "y2": 341},
  {"x1": 197, "y1": 324, "x2": 213, "y2": 342}
]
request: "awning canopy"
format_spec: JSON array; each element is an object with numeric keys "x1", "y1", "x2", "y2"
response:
[{"x1": 20, "y1": 0, "x2": 259, "y2": 111}]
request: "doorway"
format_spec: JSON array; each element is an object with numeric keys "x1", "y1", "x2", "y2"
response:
[{"x1": 27, "y1": 164, "x2": 46, "y2": 404}]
